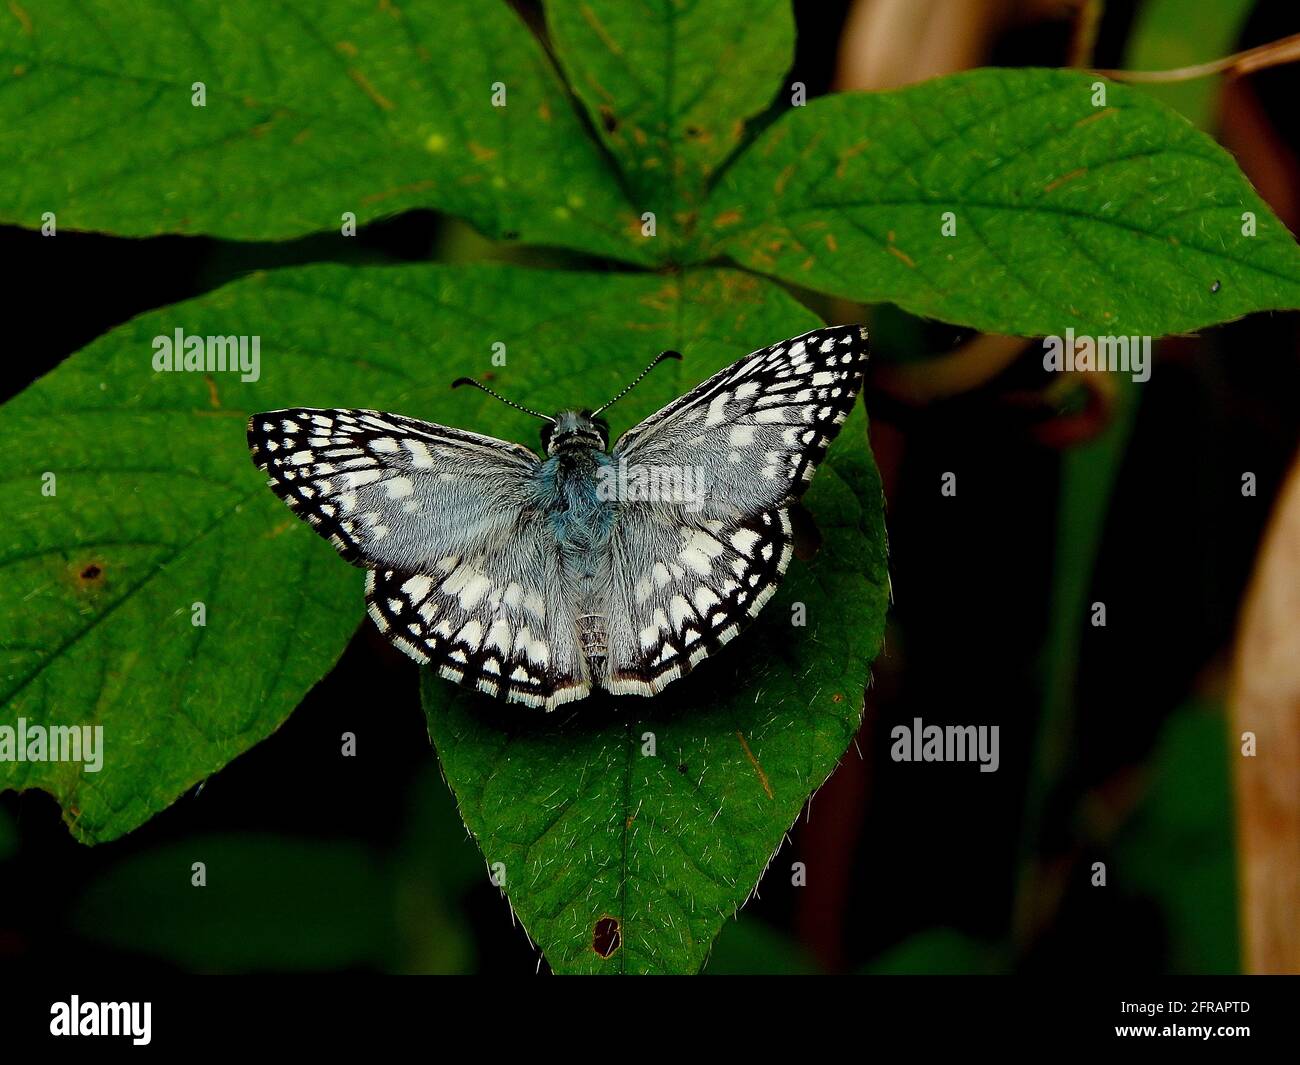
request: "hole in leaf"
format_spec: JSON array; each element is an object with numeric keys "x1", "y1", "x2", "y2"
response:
[{"x1": 592, "y1": 916, "x2": 621, "y2": 958}]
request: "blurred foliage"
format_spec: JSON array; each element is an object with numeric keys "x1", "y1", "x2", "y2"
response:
[
  {"x1": 1125, "y1": 0, "x2": 1256, "y2": 127},
  {"x1": 1112, "y1": 699, "x2": 1240, "y2": 974}
]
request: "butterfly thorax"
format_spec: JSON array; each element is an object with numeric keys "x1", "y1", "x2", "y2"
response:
[
  {"x1": 532, "y1": 440, "x2": 617, "y2": 670},
  {"x1": 534, "y1": 451, "x2": 614, "y2": 544}
]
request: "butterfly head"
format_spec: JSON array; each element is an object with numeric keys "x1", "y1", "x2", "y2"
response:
[
  {"x1": 452, "y1": 349, "x2": 680, "y2": 458},
  {"x1": 540, "y1": 410, "x2": 609, "y2": 455}
]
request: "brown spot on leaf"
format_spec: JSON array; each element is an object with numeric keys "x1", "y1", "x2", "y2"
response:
[
  {"x1": 887, "y1": 244, "x2": 916, "y2": 268},
  {"x1": 1043, "y1": 167, "x2": 1086, "y2": 194},
  {"x1": 581, "y1": 4, "x2": 622, "y2": 56},
  {"x1": 773, "y1": 161, "x2": 797, "y2": 195},
  {"x1": 9, "y1": 1, "x2": 33, "y2": 36},
  {"x1": 361, "y1": 179, "x2": 435, "y2": 206},
  {"x1": 736, "y1": 731, "x2": 775, "y2": 799},
  {"x1": 832, "y1": 692, "x2": 844, "y2": 704},
  {"x1": 1074, "y1": 107, "x2": 1116, "y2": 129},
  {"x1": 712, "y1": 209, "x2": 742, "y2": 228},
  {"x1": 80, "y1": 564, "x2": 102, "y2": 581},
  {"x1": 347, "y1": 67, "x2": 394, "y2": 111},
  {"x1": 834, "y1": 139, "x2": 872, "y2": 178},
  {"x1": 599, "y1": 106, "x2": 618, "y2": 133},
  {"x1": 592, "y1": 916, "x2": 621, "y2": 958}
]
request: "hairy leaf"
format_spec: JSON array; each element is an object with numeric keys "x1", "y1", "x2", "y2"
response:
[
  {"x1": 0, "y1": 0, "x2": 647, "y2": 261},
  {"x1": 705, "y1": 68, "x2": 1300, "y2": 334},
  {"x1": 545, "y1": 0, "x2": 794, "y2": 250}
]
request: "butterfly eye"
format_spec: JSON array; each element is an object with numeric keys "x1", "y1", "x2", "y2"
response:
[{"x1": 539, "y1": 423, "x2": 554, "y2": 450}]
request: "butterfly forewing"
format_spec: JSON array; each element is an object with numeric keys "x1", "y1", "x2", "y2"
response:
[
  {"x1": 247, "y1": 407, "x2": 539, "y2": 571},
  {"x1": 613, "y1": 324, "x2": 869, "y2": 514}
]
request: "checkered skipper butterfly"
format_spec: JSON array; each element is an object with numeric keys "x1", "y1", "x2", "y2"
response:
[{"x1": 248, "y1": 325, "x2": 868, "y2": 709}]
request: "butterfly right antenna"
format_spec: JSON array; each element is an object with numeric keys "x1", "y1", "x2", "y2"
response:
[
  {"x1": 451, "y1": 377, "x2": 556, "y2": 423},
  {"x1": 592, "y1": 350, "x2": 683, "y2": 416}
]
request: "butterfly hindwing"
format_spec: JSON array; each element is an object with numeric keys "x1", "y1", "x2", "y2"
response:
[
  {"x1": 602, "y1": 505, "x2": 794, "y2": 695},
  {"x1": 365, "y1": 546, "x2": 592, "y2": 710}
]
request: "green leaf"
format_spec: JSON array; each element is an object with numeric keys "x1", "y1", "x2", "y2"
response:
[
  {"x1": 0, "y1": 0, "x2": 646, "y2": 261},
  {"x1": 861, "y1": 928, "x2": 1007, "y2": 975},
  {"x1": 422, "y1": 407, "x2": 888, "y2": 975},
  {"x1": 704, "y1": 68, "x2": 1300, "y2": 334},
  {"x1": 704, "y1": 915, "x2": 820, "y2": 974},
  {"x1": 0, "y1": 262, "x2": 881, "y2": 850},
  {"x1": 1113, "y1": 699, "x2": 1239, "y2": 973},
  {"x1": 545, "y1": 0, "x2": 794, "y2": 250}
]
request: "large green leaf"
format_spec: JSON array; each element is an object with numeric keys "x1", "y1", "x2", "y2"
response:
[
  {"x1": 545, "y1": 0, "x2": 794, "y2": 249},
  {"x1": 704, "y1": 68, "x2": 1300, "y2": 334},
  {"x1": 0, "y1": 262, "x2": 885, "y2": 853},
  {"x1": 0, "y1": 0, "x2": 646, "y2": 261},
  {"x1": 422, "y1": 406, "x2": 888, "y2": 975}
]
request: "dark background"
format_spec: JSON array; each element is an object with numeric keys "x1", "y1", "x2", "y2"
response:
[{"x1": 1, "y1": 0, "x2": 1296, "y2": 974}]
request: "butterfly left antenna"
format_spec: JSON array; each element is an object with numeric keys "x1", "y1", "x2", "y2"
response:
[
  {"x1": 592, "y1": 350, "x2": 683, "y2": 416},
  {"x1": 451, "y1": 377, "x2": 556, "y2": 422}
]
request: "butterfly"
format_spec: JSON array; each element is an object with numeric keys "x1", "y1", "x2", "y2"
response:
[{"x1": 247, "y1": 325, "x2": 869, "y2": 709}]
